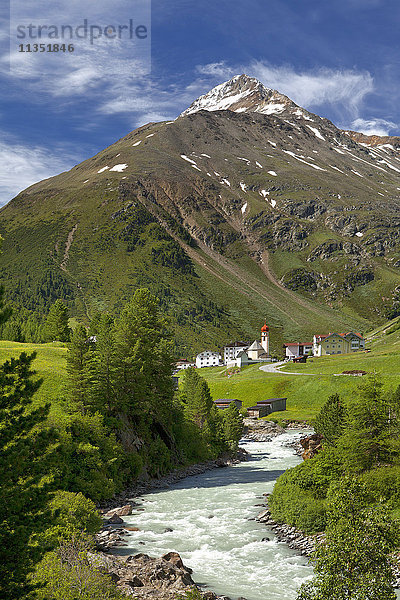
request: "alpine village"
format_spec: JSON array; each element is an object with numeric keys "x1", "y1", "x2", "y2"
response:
[{"x1": 3, "y1": 74, "x2": 400, "y2": 600}]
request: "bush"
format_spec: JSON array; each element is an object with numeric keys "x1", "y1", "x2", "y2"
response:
[
  {"x1": 50, "y1": 412, "x2": 127, "y2": 501},
  {"x1": 146, "y1": 437, "x2": 173, "y2": 478},
  {"x1": 40, "y1": 491, "x2": 102, "y2": 549},
  {"x1": 270, "y1": 476, "x2": 326, "y2": 533},
  {"x1": 360, "y1": 466, "x2": 400, "y2": 509},
  {"x1": 34, "y1": 535, "x2": 127, "y2": 600}
]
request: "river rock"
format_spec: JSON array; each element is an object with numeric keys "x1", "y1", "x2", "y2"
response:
[
  {"x1": 104, "y1": 504, "x2": 133, "y2": 518},
  {"x1": 88, "y1": 551, "x2": 197, "y2": 598},
  {"x1": 256, "y1": 510, "x2": 270, "y2": 522},
  {"x1": 162, "y1": 551, "x2": 193, "y2": 573},
  {"x1": 243, "y1": 419, "x2": 284, "y2": 442},
  {"x1": 300, "y1": 434, "x2": 323, "y2": 460},
  {"x1": 106, "y1": 514, "x2": 124, "y2": 525}
]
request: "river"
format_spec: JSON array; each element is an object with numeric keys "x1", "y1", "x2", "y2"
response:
[{"x1": 115, "y1": 431, "x2": 314, "y2": 600}]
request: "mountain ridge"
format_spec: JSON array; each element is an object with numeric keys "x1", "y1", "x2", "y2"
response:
[{"x1": 1, "y1": 75, "x2": 399, "y2": 352}]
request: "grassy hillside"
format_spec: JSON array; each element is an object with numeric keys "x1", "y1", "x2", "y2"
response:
[{"x1": 0, "y1": 341, "x2": 68, "y2": 415}]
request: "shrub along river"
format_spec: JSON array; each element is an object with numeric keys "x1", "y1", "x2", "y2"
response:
[{"x1": 114, "y1": 431, "x2": 315, "y2": 600}]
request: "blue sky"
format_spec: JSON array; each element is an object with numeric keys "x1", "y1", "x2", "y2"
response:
[{"x1": 1, "y1": 0, "x2": 400, "y2": 204}]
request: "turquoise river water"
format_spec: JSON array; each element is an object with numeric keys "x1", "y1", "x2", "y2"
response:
[{"x1": 115, "y1": 431, "x2": 316, "y2": 600}]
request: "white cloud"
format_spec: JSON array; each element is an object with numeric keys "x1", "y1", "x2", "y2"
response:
[
  {"x1": 0, "y1": 139, "x2": 76, "y2": 206},
  {"x1": 196, "y1": 60, "x2": 374, "y2": 118},
  {"x1": 251, "y1": 63, "x2": 373, "y2": 114},
  {"x1": 350, "y1": 117, "x2": 397, "y2": 136},
  {"x1": 196, "y1": 62, "x2": 233, "y2": 78}
]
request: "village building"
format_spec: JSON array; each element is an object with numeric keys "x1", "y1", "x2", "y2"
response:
[
  {"x1": 214, "y1": 399, "x2": 243, "y2": 410},
  {"x1": 283, "y1": 342, "x2": 313, "y2": 360},
  {"x1": 175, "y1": 359, "x2": 196, "y2": 370},
  {"x1": 247, "y1": 397, "x2": 287, "y2": 418},
  {"x1": 234, "y1": 350, "x2": 251, "y2": 368},
  {"x1": 313, "y1": 332, "x2": 365, "y2": 356},
  {"x1": 225, "y1": 322, "x2": 271, "y2": 368},
  {"x1": 246, "y1": 340, "x2": 266, "y2": 360},
  {"x1": 223, "y1": 341, "x2": 250, "y2": 365},
  {"x1": 261, "y1": 321, "x2": 269, "y2": 355},
  {"x1": 195, "y1": 350, "x2": 221, "y2": 368}
]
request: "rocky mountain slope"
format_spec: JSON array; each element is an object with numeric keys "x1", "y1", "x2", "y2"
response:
[{"x1": 1, "y1": 74, "x2": 400, "y2": 353}]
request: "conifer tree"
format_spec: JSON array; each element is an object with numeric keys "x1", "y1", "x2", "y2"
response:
[
  {"x1": 180, "y1": 368, "x2": 213, "y2": 428},
  {"x1": 85, "y1": 313, "x2": 116, "y2": 416},
  {"x1": 313, "y1": 393, "x2": 347, "y2": 447},
  {"x1": 222, "y1": 401, "x2": 244, "y2": 449},
  {"x1": 0, "y1": 350, "x2": 55, "y2": 599},
  {"x1": 338, "y1": 375, "x2": 400, "y2": 470},
  {"x1": 66, "y1": 324, "x2": 92, "y2": 414},
  {"x1": 43, "y1": 300, "x2": 71, "y2": 342},
  {"x1": 112, "y1": 289, "x2": 174, "y2": 420}
]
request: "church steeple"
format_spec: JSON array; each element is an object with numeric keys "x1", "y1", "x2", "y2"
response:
[{"x1": 261, "y1": 320, "x2": 269, "y2": 355}]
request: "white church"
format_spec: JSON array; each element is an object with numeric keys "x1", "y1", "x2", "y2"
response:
[{"x1": 224, "y1": 322, "x2": 270, "y2": 368}]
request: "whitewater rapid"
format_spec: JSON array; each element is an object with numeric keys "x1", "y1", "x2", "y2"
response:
[{"x1": 116, "y1": 431, "x2": 314, "y2": 600}]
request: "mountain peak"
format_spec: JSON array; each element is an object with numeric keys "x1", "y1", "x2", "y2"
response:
[{"x1": 180, "y1": 74, "x2": 297, "y2": 117}]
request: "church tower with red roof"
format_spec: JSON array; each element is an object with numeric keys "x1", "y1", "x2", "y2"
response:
[{"x1": 261, "y1": 321, "x2": 269, "y2": 355}]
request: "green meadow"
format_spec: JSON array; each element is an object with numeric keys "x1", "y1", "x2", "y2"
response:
[{"x1": 0, "y1": 340, "x2": 68, "y2": 415}]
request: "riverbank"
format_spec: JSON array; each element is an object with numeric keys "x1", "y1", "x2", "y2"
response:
[
  {"x1": 94, "y1": 449, "x2": 249, "y2": 599},
  {"x1": 93, "y1": 432, "x2": 312, "y2": 600}
]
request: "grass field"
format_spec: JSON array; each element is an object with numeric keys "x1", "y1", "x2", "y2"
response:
[
  {"x1": 0, "y1": 341, "x2": 68, "y2": 415},
  {"x1": 196, "y1": 364, "x2": 371, "y2": 422}
]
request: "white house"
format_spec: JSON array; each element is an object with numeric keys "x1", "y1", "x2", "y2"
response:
[
  {"x1": 196, "y1": 351, "x2": 221, "y2": 368},
  {"x1": 226, "y1": 349, "x2": 251, "y2": 369},
  {"x1": 175, "y1": 359, "x2": 196, "y2": 370},
  {"x1": 223, "y1": 341, "x2": 249, "y2": 365},
  {"x1": 284, "y1": 342, "x2": 313, "y2": 360}
]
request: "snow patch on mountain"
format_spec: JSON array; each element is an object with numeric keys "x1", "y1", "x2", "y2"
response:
[
  {"x1": 306, "y1": 125, "x2": 325, "y2": 141},
  {"x1": 109, "y1": 164, "x2": 128, "y2": 172},
  {"x1": 181, "y1": 155, "x2": 197, "y2": 165},
  {"x1": 283, "y1": 150, "x2": 326, "y2": 171},
  {"x1": 180, "y1": 74, "x2": 296, "y2": 117}
]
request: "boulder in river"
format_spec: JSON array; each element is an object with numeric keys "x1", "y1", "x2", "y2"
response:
[
  {"x1": 88, "y1": 550, "x2": 198, "y2": 598},
  {"x1": 104, "y1": 504, "x2": 133, "y2": 518}
]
